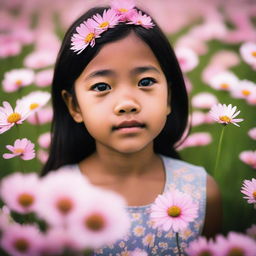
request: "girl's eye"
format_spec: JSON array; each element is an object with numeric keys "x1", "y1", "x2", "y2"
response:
[
  {"x1": 138, "y1": 78, "x2": 156, "y2": 87},
  {"x1": 91, "y1": 83, "x2": 111, "y2": 92}
]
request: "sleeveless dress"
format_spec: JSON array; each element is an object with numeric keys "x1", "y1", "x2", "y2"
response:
[{"x1": 58, "y1": 155, "x2": 207, "y2": 256}]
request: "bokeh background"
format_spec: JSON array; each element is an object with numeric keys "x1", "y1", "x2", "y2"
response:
[{"x1": 0, "y1": 0, "x2": 255, "y2": 235}]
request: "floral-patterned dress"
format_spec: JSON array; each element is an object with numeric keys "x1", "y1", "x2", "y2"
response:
[{"x1": 61, "y1": 155, "x2": 207, "y2": 255}]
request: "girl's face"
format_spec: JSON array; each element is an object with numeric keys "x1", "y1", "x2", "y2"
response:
[{"x1": 66, "y1": 32, "x2": 170, "y2": 155}]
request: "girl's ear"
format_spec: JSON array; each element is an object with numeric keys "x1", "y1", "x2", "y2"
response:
[{"x1": 61, "y1": 90, "x2": 83, "y2": 123}]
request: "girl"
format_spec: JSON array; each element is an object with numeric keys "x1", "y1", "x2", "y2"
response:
[{"x1": 42, "y1": 1, "x2": 222, "y2": 254}]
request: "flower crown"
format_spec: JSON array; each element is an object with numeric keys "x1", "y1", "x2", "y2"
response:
[{"x1": 70, "y1": 0, "x2": 154, "y2": 54}]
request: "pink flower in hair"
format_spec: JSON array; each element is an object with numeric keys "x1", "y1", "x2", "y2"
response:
[
  {"x1": 71, "y1": 19, "x2": 101, "y2": 54},
  {"x1": 127, "y1": 10, "x2": 154, "y2": 29},
  {"x1": 110, "y1": 0, "x2": 136, "y2": 21},
  {"x1": 3, "y1": 138, "x2": 35, "y2": 160}
]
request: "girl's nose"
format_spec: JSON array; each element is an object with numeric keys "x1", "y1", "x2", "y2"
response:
[{"x1": 114, "y1": 100, "x2": 141, "y2": 115}]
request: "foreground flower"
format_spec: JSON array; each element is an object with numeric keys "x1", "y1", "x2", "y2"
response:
[
  {"x1": 150, "y1": 190, "x2": 198, "y2": 232},
  {"x1": 209, "y1": 103, "x2": 244, "y2": 127},
  {"x1": 239, "y1": 150, "x2": 256, "y2": 169},
  {"x1": 0, "y1": 172, "x2": 40, "y2": 214},
  {"x1": 215, "y1": 232, "x2": 256, "y2": 256},
  {"x1": 185, "y1": 237, "x2": 215, "y2": 256},
  {"x1": 1, "y1": 223, "x2": 43, "y2": 256},
  {"x1": 240, "y1": 42, "x2": 256, "y2": 69},
  {"x1": 3, "y1": 138, "x2": 35, "y2": 160},
  {"x1": 0, "y1": 101, "x2": 32, "y2": 134},
  {"x1": 241, "y1": 178, "x2": 256, "y2": 204},
  {"x1": 2, "y1": 68, "x2": 34, "y2": 93}
]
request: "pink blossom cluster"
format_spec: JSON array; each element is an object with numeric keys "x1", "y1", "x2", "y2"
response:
[{"x1": 0, "y1": 170, "x2": 130, "y2": 255}]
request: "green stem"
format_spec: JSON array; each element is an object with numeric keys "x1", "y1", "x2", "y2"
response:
[
  {"x1": 175, "y1": 232, "x2": 182, "y2": 256},
  {"x1": 213, "y1": 125, "x2": 225, "y2": 178}
]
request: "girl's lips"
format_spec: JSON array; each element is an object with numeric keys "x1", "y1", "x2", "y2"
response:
[{"x1": 112, "y1": 120, "x2": 146, "y2": 131}]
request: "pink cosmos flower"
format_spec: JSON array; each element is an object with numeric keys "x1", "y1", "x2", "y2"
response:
[
  {"x1": 239, "y1": 151, "x2": 256, "y2": 169},
  {"x1": 150, "y1": 189, "x2": 198, "y2": 232},
  {"x1": 248, "y1": 127, "x2": 256, "y2": 140},
  {"x1": 240, "y1": 42, "x2": 256, "y2": 69},
  {"x1": 71, "y1": 19, "x2": 101, "y2": 54},
  {"x1": 67, "y1": 187, "x2": 130, "y2": 249},
  {"x1": 110, "y1": 0, "x2": 136, "y2": 21},
  {"x1": 38, "y1": 132, "x2": 51, "y2": 148},
  {"x1": 2, "y1": 68, "x2": 34, "y2": 93},
  {"x1": 37, "y1": 149, "x2": 49, "y2": 164},
  {"x1": 175, "y1": 47, "x2": 199, "y2": 73},
  {"x1": 35, "y1": 69, "x2": 53, "y2": 87},
  {"x1": 3, "y1": 138, "x2": 35, "y2": 160},
  {"x1": 0, "y1": 101, "x2": 32, "y2": 134},
  {"x1": 241, "y1": 178, "x2": 256, "y2": 204},
  {"x1": 0, "y1": 172, "x2": 40, "y2": 214},
  {"x1": 209, "y1": 103, "x2": 244, "y2": 127},
  {"x1": 192, "y1": 92, "x2": 218, "y2": 109},
  {"x1": 208, "y1": 71, "x2": 239, "y2": 91},
  {"x1": 0, "y1": 223, "x2": 43, "y2": 256},
  {"x1": 127, "y1": 10, "x2": 154, "y2": 29},
  {"x1": 214, "y1": 232, "x2": 256, "y2": 256},
  {"x1": 246, "y1": 224, "x2": 256, "y2": 240},
  {"x1": 185, "y1": 237, "x2": 215, "y2": 256}
]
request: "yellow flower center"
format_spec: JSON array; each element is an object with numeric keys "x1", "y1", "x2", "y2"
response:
[
  {"x1": 198, "y1": 250, "x2": 213, "y2": 256},
  {"x1": 220, "y1": 83, "x2": 229, "y2": 89},
  {"x1": 99, "y1": 21, "x2": 109, "y2": 28},
  {"x1": 14, "y1": 238, "x2": 29, "y2": 253},
  {"x1": 251, "y1": 51, "x2": 256, "y2": 57},
  {"x1": 253, "y1": 191, "x2": 256, "y2": 199},
  {"x1": 219, "y1": 115, "x2": 231, "y2": 123},
  {"x1": 15, "y1": 80, "x2": 22, "y2": 86},
  {"x1": 56, "y1": 197, "x2": 73, "y2": 215},
  {"x1": 7, "y1": 113, "x2": 21, "y2": 123},
  {"x1": 14, "y1": 148, "x2": 24, "y2": 154},
  {"x1": 30, "y1": 103, "x2": 39, "y2": 110},
  {"x1": 119, "y1": 8, "x2": 128, "y2": 13},
  {"x1": 227, "y1": 247, "x2": 244, "y2": 256},
  {"x1": 18, "y1": 193, "x2": 34, "y2": 208},
  {"x1": 85, "y1": 213, "x2": 105, "y2": 231},
  {"x1": 84, "y1": 33, "x2": 95, "y2": 43},
  {"x1": 167, "y1": 206, "x2": 181, "y2": 217},
  {"x1": 241, "y1": 90, "x2": 251, "y2": 96}
]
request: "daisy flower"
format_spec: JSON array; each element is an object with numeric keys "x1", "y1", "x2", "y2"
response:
[
  {"x1": 185, "y1": 237, "x2": 215, "y2": 256},
  {"x1": 110, "y1": 0, "x2": 136, "y2": 21},
  {"x1": 239, "y1": 150, "x2": 256, "y2": 169},
  {"x1": 127, "y1": 10, "x2": 154, "y2": 29},
  {"x1": 0, "y1": 172, "x2": 40, "y2": 214},
  {"x1": 247, "y1": 90, "x2": 256, "y2": 105},
  {"x1": 71, "y1": 18, "x2": 101, "y2": 54},
  {"x1": 3, "y1": 138, "x2": 35, "y2": 160},
  {"x1": 2, "y1": 68, "x2": 34, "y2": 93},
  {"x1": 0, "y1": 223, "x2": 43, "y2": 256},
  {"x1": 208, "y1": 70, "x2": 239, "y2": 91},
  {"x1": 0, "y1": 101, "x2": 32, "y2": 134},
  {"x1": 214, "y1": 232, "x2": 256, "y2": 256},
  {"x1": 209, "y1": 103, "x2": 244, "y2": 127},
  {"x1": 241, "y1": 178, "x2": 256, "y2": 204},
  {"x1": 67, "y1": 187, "x2": 130, "y2": 249},
  {"x1": 240, "y1": 42, "x2": 256, "y2": 69},
  {"x1": 150, "y1": 189, "x2": 198, "y2": 232},
  {"x1": 175, "y1": 47, "x2": 199, "y2": 73},
  {"x1": 230, "y1": 79, "x2": 256, "y2": 99},
  {"x1": 248, "y1": 127, "x2": 256, "y2": 140},
  {"x1": 27, "y1": 106, "x2": 53, "y2": 125},
  {"x1": 191, "y1": 92, "x2": 218, "y2": 109},
  {"x1": 16, "y1": 91, "x2": 51, "y2": 114}
]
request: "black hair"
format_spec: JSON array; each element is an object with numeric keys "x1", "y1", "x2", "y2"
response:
[{"x1": 41, "y1": 6, "x2": 189, "y2": 176}]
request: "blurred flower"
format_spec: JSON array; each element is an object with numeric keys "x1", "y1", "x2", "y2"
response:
[
  {"x1": 0, "y1": 223, "x2": 43, "y2": 256},
  {"x1": 177, "y1": 132, "x2": 212, "y2": 151},
  {"x1": 190, "y1": 111, "x2": 206, "y2": 127},
  {"x1": 67, "y1": 187, "x2": 130, "y2": 249},
  {"x1": 175, "y1": 47, "x2": 199, "y2": 72},
  {"x1": 38, "y1": 132, "x2": 51, "y2": 149},
  {"x1": 130, "y1": 248, "x2": 148, "y2": 256},
  {"x1": 3, "y1": 138, "x2": 35, "y2": 160},
  {"x1": 230, "y1": 79, "x2": 256, "y2": 99},
  {"x1": 150, "y1": 189, "x2": 198, "y2": 232},
  {"x1": 246, "y1": 224, "x2": 256, "y2": 240},
  {"x1": 241, "y1": 178, "x2": 256, "y2": 204},
  {"x1": 0, "y1": 101, "x2": 32, "y2": 134},
  {"x1": 37, "y1": 149, "x2": 49, "y2": 164},
  {"x1": 0, "y1": 34, "x2": 22, "y2": 58},
  {"x1": 0, "y1": 172, "x2": 40, "y2": 214},
  {"x1": 239, "y1": 151, "x2": 256, "y2": 169},
  {"x1": 35, "y1": 69, "x2": 53, "y2": 87},
  {"x1": 247, "y1": 91, "x2": 256, "y2": 105},
  {"x1": 26, "y1": 106, "x2": 53, "y2": 125},
  {"x1": 110, "y1": 0, "x2": 136, "y2": 21},
  {"x1": 192, "y1": 92, "x2": 218, "y2": 109},
  {"x1": 11, "y1": 27, "x2": 35, "y2": 45},
  {"x1": 127, "y1": 10, "x2": 154, "y2": 29},
  {"x1": 214, "y1": 232, "x2": 256, "y2": 256},
  {"x1": 208, "y1": 70, "x2": 239, "y2": 91},
  {"x1": 2, "y1": 68, "x2": 34, "y2": 93},
  {"x1": 185, "y1": 237, "x2": 215, "y2": 256},
  {"x1": 184, "y1": 76, "x2": 193, "y2": 93},
  {"x1": 240, "y1": 42, "x2": 256, "y2": 69},
  {"x1": 248, "y1": 127, "x2": 256, "y2": 140},
  {"x1": 209, "y1": 103, "x2": 244, "y2": 127},
  {"x1": 0, "y1": 206, "x2": 13, "y2": 232}
]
